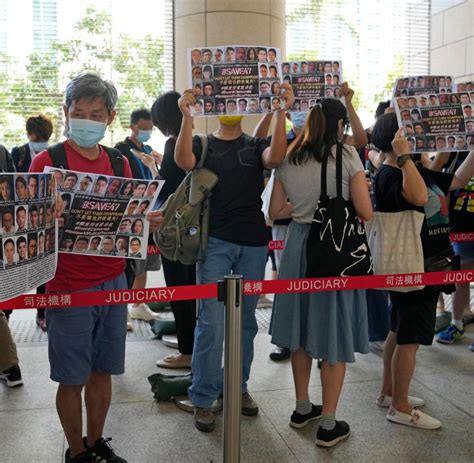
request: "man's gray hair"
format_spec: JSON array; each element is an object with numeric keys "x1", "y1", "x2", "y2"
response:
[{"x1": 65, "y1": 72, "x2": 118, "y2": 112}]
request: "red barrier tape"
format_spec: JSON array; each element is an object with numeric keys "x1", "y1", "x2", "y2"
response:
[
  {"x1": 268, "y1": 240, "x2": 285, "y2": 250},
  {"x1": 1, "y1": 270, "x2": 472, "y2": 310},
  {"x1": 450, "y1": 233, "x2": 474, "y2": 243},
  {"x1": 268, "y1": 234, "x2": 473, "y2": 250},
  {"x1": 147, "y1": 244, "x2": 161, "y2": 255},
  {"x1": 147, "y1": 234, "x2": 472, "y2": 255}
]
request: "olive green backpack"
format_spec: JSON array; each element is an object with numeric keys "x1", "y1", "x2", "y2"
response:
[{"x1": 154, "y1": 135, "x2": 218, "y2": 265}]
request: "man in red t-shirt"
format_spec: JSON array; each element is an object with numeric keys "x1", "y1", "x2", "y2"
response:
[{"x1": 30, "y1": 73, "x2": 162, "y2": 463}]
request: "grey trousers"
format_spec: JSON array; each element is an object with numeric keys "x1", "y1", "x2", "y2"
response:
[{"x1": 0, "y1": 310, "x2": 19, "y2": 371}]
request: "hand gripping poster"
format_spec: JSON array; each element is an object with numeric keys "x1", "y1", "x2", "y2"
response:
[
  {"x1": 394, "y1": 91, "x2": 474, "y2": 152},
  {"x1": 45, "y1": 168, "x2": 163, "y2": 259},
  {"x1": 0, "y1": 172, "x2": 57, "y2": 301},
  {"x1": 188, "y1": 45, "x2": 283, "y2": 115},
  {"x1": 281, "y1": 60, "x2": 343, "y2": 111}
]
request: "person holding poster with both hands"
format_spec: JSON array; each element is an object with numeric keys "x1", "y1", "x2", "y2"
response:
[
  {"x1": 175, "y1": 83, "x2": 294, "y2": 433},
  {"x1": 29, "y1": 72, "x2": 162, "y2": 463},
  {"x1": 371, "y1": 113, "x2": 474, "y2": 431}
]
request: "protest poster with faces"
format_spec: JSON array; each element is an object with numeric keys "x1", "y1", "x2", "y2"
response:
[
  {"x1": 281, "y1": 60, "x2": 343, "y2": 112},
  {"x1": 393, "y1": 75, "x2": 454, "y2": 99},
  {"x1": 454, "y1": 81, "x2": 474, "y2": 105},
  {"x1": 394, "y1": 91, "x2": 474, "y2": 153},
  {"x1": 45, "y1": 167, "x2": 164, "y2": 260},
  {"x1": 188, "y1": 45, "x2": 283, "y2": 116},
  {"x1": 0, "y1": 172, "x2": 57, "y2": 301}
]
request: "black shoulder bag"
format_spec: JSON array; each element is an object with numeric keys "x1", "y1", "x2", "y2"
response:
[{"x1": 305, "y1": 143, "x2": 373, "y2": 278}]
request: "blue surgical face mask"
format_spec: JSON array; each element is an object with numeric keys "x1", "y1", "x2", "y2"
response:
[
  {"x1": 291, "y1": 112, "x2": 307, "y2": 130},
  {"x1": 29, "y1": 141, "x2": 49, "y2": 153},
  {"x1": 137, "y1": 130, "x2": 152, "y2": 143},
  {"x1": 68, "y1": 118, "x2": 107, "y2": 148}
]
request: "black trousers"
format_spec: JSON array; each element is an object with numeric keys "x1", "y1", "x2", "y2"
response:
[
  {"x1": 161, "y1": 255, "x2": 197, "y2": 355},
  {"x1": 124, "y1": 259, "x2": 135, "y2": 289}
]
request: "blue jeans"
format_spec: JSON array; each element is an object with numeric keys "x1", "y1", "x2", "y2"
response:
[
  {"x1": 188, "y1": 237, "x2": 267, "y2": 408},
  {"x1": 366, "y1": 289, "x2": 390, "y2": 342}
]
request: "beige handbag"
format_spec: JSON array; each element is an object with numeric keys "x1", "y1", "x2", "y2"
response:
[{"x1": 365, "y1": 210, "x2": 425, "y2": 292}]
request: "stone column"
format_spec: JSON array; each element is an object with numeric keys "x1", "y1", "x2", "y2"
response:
[
  {"x1": 430, "y1": 0, "x2": 474, "y2": 83},
  {"x1": 174, "y1": 0, "x2": 286, "y2": 133}
]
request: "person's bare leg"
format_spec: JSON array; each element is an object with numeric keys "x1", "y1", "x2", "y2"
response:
[
  {"x1": 320, "y1": 361, "x2": 346, "y2": 414},
  {"x1": 452, "y1": 283, "x2": 470, "y2": 320},
  {"x1": 85, "y1": 371, "x2": 112, "y2": 446},
  {"x1": 452, "y1": 258, "x2": 474, "y2": 321},
  {"x1": 291, "y1": 348, "x2": 312, "y2": 401},
  {"x1": 132, "y1": 272, "x2": 146, "y2": 290},
  {"x1": 391, "y1": 344, "x2": 419, "y2": 414},
  {"x1": 436, "y1": 293, "x2": 445, "y2": 315},
  {"x1": 56, "y1": 383, "x2": 85, "y2": 457},
  {"x1": 380, "y1": 331, "x2": 397, "y2": 396}
]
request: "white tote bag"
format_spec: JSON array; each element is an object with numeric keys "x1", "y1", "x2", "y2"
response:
[
  {"x1": 365, "y1": 210, "x2": 425, "y2": 292},
  {"x1": 261, "y1": 170, "x2": 275, "y2": 226}
]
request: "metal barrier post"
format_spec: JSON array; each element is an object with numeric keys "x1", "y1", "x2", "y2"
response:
[{"x1": 218, "y1": 274, "x2": 243, "y2": 463}]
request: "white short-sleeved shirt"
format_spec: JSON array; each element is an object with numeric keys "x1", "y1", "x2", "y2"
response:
[{"x1": 275, "y1": 144, "x2": 364, "y2": 224}]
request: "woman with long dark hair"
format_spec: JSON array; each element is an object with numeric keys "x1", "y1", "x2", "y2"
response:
[
  {"x1": 119, "y1": 180, "x2": 134, "y2": 196},
  {"x1": 269, "y1": 91, "x2": 372, "y2": 447},
  {"x1": 246, "y1": 47, "x2": 257, "y2": 61},
  {"x1": 150, "y1": 91, "x2": 196, "y2": 370}
]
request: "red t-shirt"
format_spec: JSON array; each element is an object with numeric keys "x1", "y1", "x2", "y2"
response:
[{"x1": 30, "y1": 140, "x2": 133, "y2": 292}]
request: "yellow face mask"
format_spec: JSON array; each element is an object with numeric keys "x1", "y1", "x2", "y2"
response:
[{"x1": 217, "y1": 116, "x2": 243, "y2": 126}]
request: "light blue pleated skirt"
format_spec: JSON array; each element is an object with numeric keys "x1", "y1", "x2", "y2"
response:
[{"x1": 269, "y1": 221, "x2": 369, "y2": 364}]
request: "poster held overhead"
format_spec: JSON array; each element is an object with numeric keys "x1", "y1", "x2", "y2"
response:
[
  {"x1": 283, "y1": 60, "x2": 343, "y2": 112},
  {"x1": 392, "y1": 75, "x2": 453, "y2": 98},
  {"x1": 393, "y1": 91, "x2": 474, "y2": 153},
  {"x1": 188, "y1": 45, "x2": 283, "y2": 116}
]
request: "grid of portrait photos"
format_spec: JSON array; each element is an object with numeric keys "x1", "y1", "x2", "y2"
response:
[
  {"x1": 0, "y1": 173, "x2": 57, "y2": 301},
  {"x1": 46, "y1": 168, "x2": 163, "y2": 259},
  {"x1": 394, "y1": 92, "x2": 474, "y2": 152},
  {"x1": 281, "y1": 60, "x2": 343, "y2": 112},
  {"x1": 456, "y1": 81, "x2": 474, "y2": 94},
  {"x1": 393, "y1": 75, "x2": 453, "y2": 97},
  {"x1": 189, "y1": 45, "x2": 284, "y2": 115}
]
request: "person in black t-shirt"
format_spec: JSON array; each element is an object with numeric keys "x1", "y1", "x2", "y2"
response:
[
  {"x1": 150, "y1": 91, "x2": 196, "y2": 369},
  {"x1": 371, "y1": 112, "x2": 474, "y2": 430},
  {"x1": 176, "y1": 84, "x2": 294, "y2": 432},
  {"x1": 430, "y1": 151, "x2": 474, "y2": 350}
]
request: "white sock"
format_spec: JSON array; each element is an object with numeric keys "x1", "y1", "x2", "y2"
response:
[
  {"x1": 296, "y1": 399, "x2": 312, "y2": 415},
  {"x1": 452, "y1": 319, "x2": 463, "y2": 331},
  {"x1": 320, "y1": 413, "x2": 336, "y2": 430}
]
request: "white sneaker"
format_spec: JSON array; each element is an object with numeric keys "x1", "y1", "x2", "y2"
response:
[
  {"x1": 368, "y1": 341, "x2": 384, "y2": 355},
  {"x1": 126, "y1": 311, "x2": 133, "y2": 331},
  {"x1": 128, "y1": 303, "x2": 159, "y2": 321},
  {"x1": 376, "y1": 394, "x2": 425, "y2": 408},
  {"x1": 256, "y1": 295, "x2": 273, "y2": 308},
  {"x1": 386, "y1": 407, "x2": 441, "y2": 429},
  {"x1": 156, "y1": 353, "x2": 191, "y2": 369}
]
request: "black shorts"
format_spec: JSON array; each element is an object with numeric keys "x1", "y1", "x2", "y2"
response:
[{"x1": 389, "y1": 290, "x2": 438, "y2": 346}]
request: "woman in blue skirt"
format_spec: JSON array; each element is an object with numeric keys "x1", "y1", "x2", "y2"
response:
[{"x1": 269, "y1": 92, "x2": 372, "y2": 447}]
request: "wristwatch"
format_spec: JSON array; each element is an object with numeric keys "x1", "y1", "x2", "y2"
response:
[{"x1": 397, "y1": 153, "x2": 412, "y2": 168}]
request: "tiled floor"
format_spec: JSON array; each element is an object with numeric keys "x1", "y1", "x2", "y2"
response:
[{"x1": 1, "y1": 269, "x2": 473, "y2": 462}]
